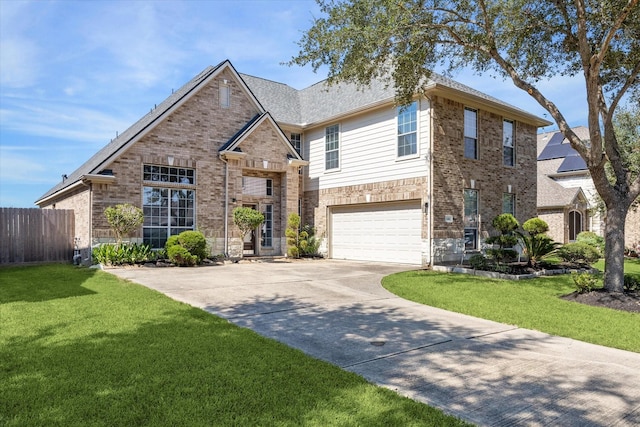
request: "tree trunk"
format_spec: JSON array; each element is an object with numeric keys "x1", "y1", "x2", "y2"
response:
[{"x1": 603, "y1": 203, "x2": 627, "y2": 293}]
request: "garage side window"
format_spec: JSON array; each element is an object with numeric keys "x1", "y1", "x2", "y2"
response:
[{"x1": 325, "y1": 124, "x2": 340, "y2": 170}]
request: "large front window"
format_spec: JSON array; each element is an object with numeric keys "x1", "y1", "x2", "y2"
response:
[
  {"x1": 464, "y1": 108, "x2": 478, "y2": 159},
  {"x1": 325, "y1": 124, "x2": 340, "y2": 170},
  {"x1": 142, "y1": 165, "x2": 195, "y2": 249},
  {"x1": 397, "y1": 102, "x2": 417, "y2": 157},
  {"x1": 464, "y1": 188, "x2": 479, "y2": 250}
]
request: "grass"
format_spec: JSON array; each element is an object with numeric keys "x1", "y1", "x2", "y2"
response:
[
  {"x1": 382, "y1": 259, "x2": 640, "y2": 353},
  {"x1": 0, "y1": 264, "x2": 470, "y2": 427}
]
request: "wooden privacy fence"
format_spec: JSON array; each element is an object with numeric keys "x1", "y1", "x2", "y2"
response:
[{"x1": 0, "y1": 208, "x2": 75, "y2": 264}]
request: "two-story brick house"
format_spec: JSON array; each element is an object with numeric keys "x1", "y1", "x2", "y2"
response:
[{"x1": 36, "y1": 60, "x2": 550, "y2": 266}]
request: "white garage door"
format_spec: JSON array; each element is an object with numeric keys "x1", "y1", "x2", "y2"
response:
[{"x1": 330, "y1": 201, "x2": 422, "y2": 265}]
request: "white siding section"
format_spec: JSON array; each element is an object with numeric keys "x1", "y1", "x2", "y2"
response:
[{"x1": 304, "y1": 98, "x2": 431, "y2": 191}]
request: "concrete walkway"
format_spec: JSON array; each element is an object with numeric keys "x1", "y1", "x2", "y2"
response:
[{"x1": 108, "y1": 259, "x2": 640, "y2": 426}]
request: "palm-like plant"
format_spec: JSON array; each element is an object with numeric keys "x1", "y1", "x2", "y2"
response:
[{"x1": 518, "y1": 218, "x2": 559, "y2": 268}]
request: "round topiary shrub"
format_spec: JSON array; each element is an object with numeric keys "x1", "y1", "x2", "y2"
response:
[
  {"x1": 167, "y1": 245, "x2": 198, "y2": 266},
  {"x1": 175, "y1": 230, "x2": 208, "y2": 262}
]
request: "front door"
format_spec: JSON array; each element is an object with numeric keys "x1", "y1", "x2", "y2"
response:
[{"x1": 243, "y1": 204, "x2": 257, "y2": 255}]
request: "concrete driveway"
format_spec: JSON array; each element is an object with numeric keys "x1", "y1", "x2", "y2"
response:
[{"x1": 108, "y1": 259, "x2": 640, "y2": 427}]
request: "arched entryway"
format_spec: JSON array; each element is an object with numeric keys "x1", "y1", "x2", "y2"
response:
[{"x1": 568, "y1": 210, "x2": 583, "y2": 242}]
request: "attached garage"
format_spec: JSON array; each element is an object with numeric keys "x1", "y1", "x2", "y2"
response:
[{"x1": 329, "y1": 201, "x2": 423, "y2": 265}]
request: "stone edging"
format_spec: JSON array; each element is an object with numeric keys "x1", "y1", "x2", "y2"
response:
[{"x1": 431, "y1": 265, "x2": 598, "y2": 280}]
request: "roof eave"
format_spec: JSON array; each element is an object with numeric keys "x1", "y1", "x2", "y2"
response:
[{"x1": 428, "y1": 83, "x2": 552, "y2": 127}]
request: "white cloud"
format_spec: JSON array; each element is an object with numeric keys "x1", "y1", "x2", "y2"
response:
[{"x1": 0, "y1": 37, "x2": 41, "y2": 88}]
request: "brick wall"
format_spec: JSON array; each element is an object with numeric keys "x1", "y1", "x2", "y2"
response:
[{"x1": 431, "y1": 96, "x2": 537, "y2": 242}]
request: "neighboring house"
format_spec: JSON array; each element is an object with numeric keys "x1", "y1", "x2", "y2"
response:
[
  {"x1": 537, "y1": 126, "x2": 640, "y2": 248},
  {"x1": 36, "y1": 59, "x2": 550, "y2": 266}
]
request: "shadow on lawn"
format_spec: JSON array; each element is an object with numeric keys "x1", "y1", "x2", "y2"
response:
[
  {"x1": 1, "y1": 296, "x2": 467, "y2": 426},
  {"x1": 203, "y1": 294, "x2": 640, "y2": 427},
  {"x1": 0, "y1": 264, "x2": 97, "y2": 303}
]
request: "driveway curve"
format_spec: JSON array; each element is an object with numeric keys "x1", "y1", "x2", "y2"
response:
[{"x1": 108, "y1": 259, "x2": 640, "y2": 427}]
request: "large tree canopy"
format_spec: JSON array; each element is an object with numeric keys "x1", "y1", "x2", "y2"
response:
[{"x1": 290, "y1": 0, "x2": 640, "y2": 292}]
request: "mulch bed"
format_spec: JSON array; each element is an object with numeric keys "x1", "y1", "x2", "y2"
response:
[{"x1": 561, "y1": 290, "x2": 640, "y2": 313}]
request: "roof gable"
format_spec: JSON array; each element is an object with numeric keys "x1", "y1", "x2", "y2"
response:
[
  {"x1": 219, "y1": 112, "x2": 303, "y2": 161},
  {"x1": 36, "y1": 60, "x2": 265, "y2": 204}
]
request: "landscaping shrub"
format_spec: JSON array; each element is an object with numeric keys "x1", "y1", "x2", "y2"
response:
[
  {"x1": 485, "y1": 214, "x2": 519, "y2": 264},
  {"x1": 285, "y1": 215, "x2": 322, "y2": 258},
  {"x1": 519, "y1": 218, "x2": 559, "y2": 267},
  {"x1": 469, "y1": 254, "x2": 488, "y2": 270},
  {"x1": 571, "y1": 271, "x2": 602, "y2": 293},
  {"x1": 167, "y1": 245, "x2": 198, "y2": 266},
  {"x1": 624, "y1": 274, "x2": 640, "y2": 292},
  {"x1": 557, "y1": 242, "x2": 601, "y2": 264},
  {"x1": 165, "y1": 230, "x2": 208, "y2": 266},
  {"x1": 576, "y1": 231, "x2": 605, "y2": 255},
  {"x1": 92, "y1": 242, "x2": 154, "y2": 266}
]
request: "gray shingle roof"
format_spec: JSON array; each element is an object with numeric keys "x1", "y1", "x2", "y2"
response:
[
  {"x1": 537, "y1": 174, "x2": 583, "y2": 208},
  {"x1": 37, "y1": 59, "x2": 549, "y2": 204},
  {"x1": 36, "y1": 62, "x2": 227, "y2": 203},
  {"x1": 241, "y1": 70, "x2": 545, "y2": 127}
]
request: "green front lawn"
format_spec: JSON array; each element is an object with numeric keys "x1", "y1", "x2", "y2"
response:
[
  {"x1": 382, "y1": 260, "x2": 640, "y2": 353},
  {"x1": 0, "y1": 264, "x2": 470, "y2": 427}
]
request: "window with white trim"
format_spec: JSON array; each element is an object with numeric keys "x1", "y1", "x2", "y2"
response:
[
  {"x1": 397, "y1": 101, "x2": 417, "y2": 157},
  {"x1": 142, "y1": 187, "x2": 195, "y2": 249},
  {"x1": 503, "y1": 120, "x2": 515, "y2": 166},
  {"x1": 261, "y1": 204, "x2": 273, "y2": 247},
  {"x1": 464, "y1": 188, "x2": 479, "y2": 250},
  {"x1": 219, "y1": 83, "x2": 230, "y2": 108},
  {"x1": 290, "y1": 133, "x2": 301, "y2": 155},
  {"x1": 325, "y1": 124, "x2": 339, "y2": 170},
  {"x1": 464, "y1": 108, "x2": 478, "y2": 159}
]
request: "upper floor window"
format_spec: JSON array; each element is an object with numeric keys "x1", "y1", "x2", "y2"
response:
[
  {"x1": 290, "y1": 133, "x2": 302, "y2": 155},
  {"x1": 325, "y1": 124, "x2": 340, "y2": 170},
  {"x1": 464, "y1": 108, "x2": 478, "y2": 159},
  {"x1": 503, "y1": 120, "x2": 515, "y2": 166},
  {"x1": 502, "y1": 192, "x2": 515, "y2": 216},
  {"x1": 143, "y1": 165, "x2": 194, "y2": 184},
  {"x1": 219, "y1": 83, "x2": 230, "y2": 108},
  {"x1": 397, "y1": 102, "x2": 417, "y2": 157}
]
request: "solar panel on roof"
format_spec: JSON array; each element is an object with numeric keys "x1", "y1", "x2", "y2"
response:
[{"x1": 557, "y1": 155, "x2": 587, "y2": 173}]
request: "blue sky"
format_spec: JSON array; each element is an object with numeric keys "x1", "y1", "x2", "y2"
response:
[{"x1": 0, "y1": 0, "x2": 588, "y2": 208}]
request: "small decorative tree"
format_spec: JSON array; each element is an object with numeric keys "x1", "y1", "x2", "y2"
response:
[
  {"x1": 104, "y1": 203, "x2": 144, "y2": 244},
  {"x1": 485, "y1": 214, "x2": 520, "y2": 265},
  {"x1": 285, "y1": 213, "x2": 302, "y2": 258},
  {"x1": 232, "y1": 207, "x2": 264, "y2": 257}
]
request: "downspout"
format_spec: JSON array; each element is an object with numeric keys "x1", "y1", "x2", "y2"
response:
[
  {"x1": 426, "y1": 94, "x2": 435, "y2": 267},
  {"x1": 80, "y1": 180, "x2": 92, "y2": 264},
  {"x1": 220, "y1": 154, "x2": 229, "y2": 256}
]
